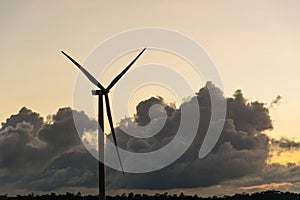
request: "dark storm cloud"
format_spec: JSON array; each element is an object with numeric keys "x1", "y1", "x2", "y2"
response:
[
  {"x1": 0, "y1": 107, "x2": 43, "y2": 134},
  {"x1": 0, "y1": 107, "x2": 98, "y2": 193},
  {"x1": 0, "y1": 82, "x2": 295, "y2": 194},
  {"x1": 0, "y1": 121, "x2": 39, "y2": 173},
  {"x1": 38, "y1": 107, "x2": 97, "y2": 150},
  {"x1": 134, "y1": 96, "x2": 176, "y2": 126},
  {"x1": 106, "y1": 83, "x2": 271, "y2": 190},
  {"x1": 226, "y1": 90, "x2": 273, "y2": 133},
  {"x1": 24, "y1": 151, "x2": 97, "y2": 191},
  {"x1": 271, "y1": 137, "x2": 300, "y2": 150}
]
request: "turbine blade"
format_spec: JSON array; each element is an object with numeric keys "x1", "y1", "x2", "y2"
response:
[
  {"x1": 104, "y1": 94, "x2": 125, "y2": 175},
  {"x1": 106, "y1": 48, "x2": 146, "y2": 91},
  {"x1": 61, "y1": 51, "x2": 105, "y2": 90}
]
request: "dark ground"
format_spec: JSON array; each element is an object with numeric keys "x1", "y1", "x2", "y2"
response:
[{"x1": 1, "y1": 190, "x2": 300, "y2": 200}]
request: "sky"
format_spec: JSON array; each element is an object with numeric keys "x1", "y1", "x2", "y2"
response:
[{"x1": 1, "y1": 0, "x2": 300, "y2": 197}]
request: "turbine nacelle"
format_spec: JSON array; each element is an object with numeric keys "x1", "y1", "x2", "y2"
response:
[{"x1": 92, "y1": 89, "x2": 109, "y2": 95}]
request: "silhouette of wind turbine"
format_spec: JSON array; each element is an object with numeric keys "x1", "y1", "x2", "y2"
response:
[{"x1": 61, "y1": 48, "x2": 146, "y2": 200}]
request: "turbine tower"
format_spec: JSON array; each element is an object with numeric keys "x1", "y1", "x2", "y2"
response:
[{"x1": 61, "y1": 48, "x2": 146, "y2": 200}]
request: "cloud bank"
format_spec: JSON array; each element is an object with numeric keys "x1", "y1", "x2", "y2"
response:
[{"x1": 0, "y1": 82, "x2": 299, "y2": 195}]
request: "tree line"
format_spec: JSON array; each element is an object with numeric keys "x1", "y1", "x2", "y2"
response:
[{"x1": 1, "y1": 190, "x2": 300, "y2": 200}]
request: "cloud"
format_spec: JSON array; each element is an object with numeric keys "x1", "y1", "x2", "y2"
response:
[
  {"x1": 230, "y1": 163, "x2": 300, "y2": 195},
  {"x1": 239, "y1": 182, "x2": 293, "y2": 191},
  {"x1": 270, "y1": 95, "x2": 283, "y2": 109},
  {"x1": 0, "y1": 82, "x2": 297, "y2": 196},
  {"x1": 0, "y1": 107, "x2": 43, "y2": 134},
  {"x1": 271, "y1": 137, "x2": 300, "y2": 150},
  {"x1": 0, "y1": 107, "x2": 98, "y2": 194},
  {"x1": 226, "y1": 89, "x2": 273, "y2": 133},
  {"x1": 106, "y1": 82, "x2": 272, "y2": 190}
]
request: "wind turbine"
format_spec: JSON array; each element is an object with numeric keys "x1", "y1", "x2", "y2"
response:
[{"x1": 61, "y1": 48, "x2": 146, "y2": 200}]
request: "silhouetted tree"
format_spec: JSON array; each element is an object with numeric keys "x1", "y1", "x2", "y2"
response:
[{"x1": 5, "y1": 190, "x2": 300, "y2": 200}]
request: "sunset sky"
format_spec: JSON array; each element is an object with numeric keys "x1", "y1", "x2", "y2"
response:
[{"x1": 1, "y1": 0, "x2": 300, "y2": 197}]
